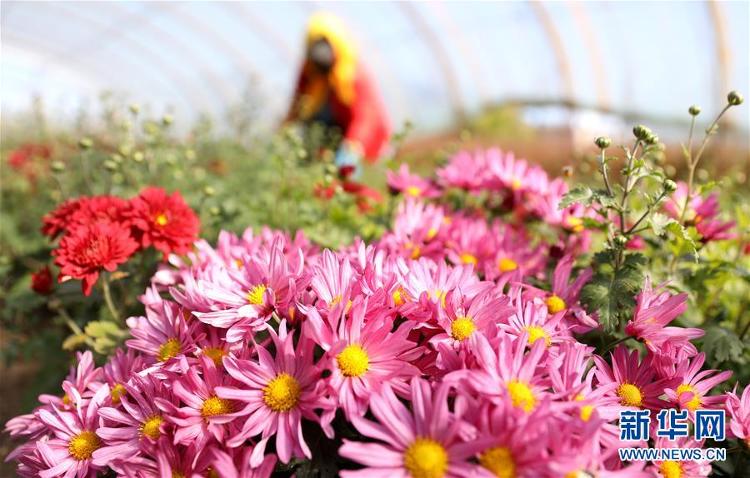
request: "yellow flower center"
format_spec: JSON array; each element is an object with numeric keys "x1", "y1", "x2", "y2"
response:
[
  {"x1": 393, "y1": 286, "x2": 407, "y2": 306},
  {"x1": 524, "y1": 326, "x2": 551, "y2": 347},
  {"x1": 430, "y1": 289, "x2": 447, "y2": 308},
  {"x1": 410, "y1": 244, "x2": 422, "y2": 259},
  {"x1": 617, "y1": 383, "x2": 643, "y2": 408},
  {"x1": 155, "y1": 213, "x2": 169, "y2": 226},
  {"x1": 110, "y1": 383, "x2": 126, "y2": 404},
  {"x1": 263, "y1": 373, "x2": 301, "y2": 412},
  {"x1": 202, "y1": 346, "x2": 227, "y2": 367},
  {"x1": 403, "y1": 438, "x2": 448, "y2": 478},
  {"x1": 565, "y1": 472, "x2": 585, "y2": 478},
  {"x1": 498, "y1": 258, "x2": 518, "y2": 272},
  {"x1": 406, "y1": 186, "x2": 422, "y2": 197},
  {"x1": 140, "y1": 415, "x2": 163, "y2": 440},
  {"x1": 451, "y1": 317, "x2": 476, "y2": 341},
  {"x1": 511, "y1": 178, "x2": 522, "y2": 191},
  {"x1": 507, "y1": 381, "x2": 536, "y2": 413},
  {"x1": 676, "y1": 384, "x2": 702, "y2": 411},
  {"x1": 479, "y1": 446, "x2": 515, "y2": 478},
  {"x1": 546, "y1": 295, "x2": 566, "y2": 314},
  {"x1": 62, "y1": 393, "x2": 71, "y2": 406},
  {"x1": 336, "y1": 345, "x2": 370, "y2": 378},
  {"x1": 68, "y1": 431, "x2": 100, "y2": 461},
  {"x1": 460, "y1": 252, "x2": 478, "y2": 265},
  {"x1": 426, "y1": 227, "x2": 438, "y2": 240},
  {"x1": 157, "y1": 338, "x2": 181, "y2": 362},
  {"x1": 201, "y1": 396, "x2": 233, "y2": 417},
  {"x1": 659, "y1": 461, "x2": 683, "y2": 478},
  {"x1": 566, "y1": 216, "x2": 584, "y2": 233},
  {"x1": 247, "y1": 284, "x2": 267, "y2": 305},
  {"x1": 580, "y1": 405, "x2": 594, "y2": 422}
]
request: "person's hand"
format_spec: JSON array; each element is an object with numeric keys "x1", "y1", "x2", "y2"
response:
[{"x1": 335, "y1": 142, "x2": 362, "y2": 179}]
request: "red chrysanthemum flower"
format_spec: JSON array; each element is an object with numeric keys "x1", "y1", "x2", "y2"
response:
[
  {"x1": 42, "y1": 196, "x2": 131, "y2": 239},
  {"x1": 53, "y1": 221, "x2": 139, "y2": 296},
  {"x1": 30, "y1": 266, "x2": 54, "y2": 295},
  {"x1": 127, "y1": 187, "x2": 199, "y2": 257},
  {"x1": 42, "y1": 198, "x2": 85, "y2": 238}
]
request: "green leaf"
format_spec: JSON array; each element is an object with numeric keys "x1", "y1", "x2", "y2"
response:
[
  {"x1": 665, "y1": 222, "x2": 698, "y2": 257},
  {"x1": 560, "y1": 186, "x2": 593, "y2": 209},
  {"x1": 648, "y1": 213, "x2": 677, "y2": 236},
  {"x1": 581, "y1": 251, "x2": 646, "y2": 333},
  {"x1": 84, "y1": 320, "x2": 128, "y2": 355},
  {"x1": 701, "y1": 326, "x2": 745, "y2": 364}
]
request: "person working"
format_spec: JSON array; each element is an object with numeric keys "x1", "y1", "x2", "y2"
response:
[{"x1": 285, "y1": 13, "x2": 390, "y2": 181}]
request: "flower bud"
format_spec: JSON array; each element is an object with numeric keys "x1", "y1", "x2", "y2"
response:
[
  {"x1": 688, "y1": 105, "x2": 701, "y2": 116},
  {"x1": 203, "y1": 186, "x2": 215, "y2": 197},
  {"x1": 185, "y1": 149, "x2": 196, "y2": 161},
  {"x1": 129, "y1": 103, "x2": 140, "y2": 114},
  {"x1": 663, "y1": 179, "x2": 677, "y2": 193},
  {"x1": 594, "y1": 136, "x2": 611, "y2": 149},
  {"x1": 51, "y1": 160, "x2": 65, "y2": 172},
  {"x1": 78, "y1": 138, "x2": 93, "y2": 150},
  {"x1": 104, "y1": 160, "x2": 118, "y2": 171},
  {"x1": 632, "y1": 125, "x2": 651, "y2": 141},
  {"x1": 728, "y1": 91, "x2": 744, "y2": 106},
  {"x1": 645, "y1": 133, "x2": 659, "y2": 145},
  {"x1": 162, "y1": 114, "x2": 174, "y2": 126},
  {"x1": 209, "y1": 206, "x2": 221, "y2": 216},
  {"x1": 132, "y1": 151, "x2": 144, "y2": 163},
  {"x1": 614, "y1": 235, "x2": 628, "y2": 247}
]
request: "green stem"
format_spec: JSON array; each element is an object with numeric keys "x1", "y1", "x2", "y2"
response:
[
  {"x1": 679, "y1": 104, "x2": 732, "y2": 223},
  {"x1": 603, "y1": 335, "x2": 635, "y2": 353},
  {"x1": 101, "y1": 274, "x2": 121, "y2": 322}
]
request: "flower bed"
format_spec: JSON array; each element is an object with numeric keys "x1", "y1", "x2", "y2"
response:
[{"x1": 3, "y1": 94, "x2": 750, "y2": 477}]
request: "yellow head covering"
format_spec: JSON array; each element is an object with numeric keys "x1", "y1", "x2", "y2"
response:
[{"x1": 298, "y1": 13, "x2": 358, "y2": 119}]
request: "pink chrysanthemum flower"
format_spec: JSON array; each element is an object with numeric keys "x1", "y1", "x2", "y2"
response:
[
  {"x1": 482, "y1": 223, "x2": 546, "y2": 285},
  {"x1": 216, "y1": 323, "x2": 332, "y2": 466},
  {"x1": 305, "y1": 297, "x2": 421, "y2": 418},
  {"x1": 339, "y1": 379, "x2": 491, "y2": 478},
  {"x1": 460, "y1": 334, "x2": 550, "y2": 414},
  {"x1": 119, "y1": 440, "x2": 214, "y2": 478},
  {"x1": 664, "y1": 182, "x2": 735, "y2": 242},
  {"x1": 126, "y1": 301, "x2": 201, "y2": 369},
  {"x1": 443, "y1": 215, "x2": 496, "y2": 268},
  {"x1": 35, "y1": 385, "x2": 108, "y2": 478},
  {"x1": 398, "y1": 259, "x2": 479, "y2": 314},
  {"x1": 183, "y1": 239, "x2": 302, "y2": 342},
  {"x1": 309, "y1": 250, "x2": 358, "y2": 313},
  {"x1": 625, "y1": 278, "x2": 703, "y2": 356},
  {"x1": 156, "y1": 356, "x2": 239, "y2": 454},
  {"x1": 726, "y1": 384, "x2": 750, "y2": 446},
  {"x1": 430, "y1": 286, "x2": 513, "y2": 371},
  {"x1": 646, "y1": 437, "x2": 711, "y2": 478},
  {"x1": 101, "y1": 348, "x2": 143, "y2": 406},
  {"x1": 380, "y1": 199, "x2": 446, "y2": 261},
  {"x1": 38, "y1": 351, "x2": 103, "y2": 411},
  {"x1": 486, "y1": 149, "x2": 546, "y2": 195},
  {"x1": 437, "y1": 149, "x2": 492, "y2": 192},
  {"x1": 387, "y1": 164, "x2": 441, "y2": 199},
  {"x1": 663, "y1": 353, "x2": 732, "y2": 413},
  {"x1": 465, "y1": 400, "x2": 552, "y2": 477},
  {"x1": 93, "y1": 375, "x2": 177, "y2": 467},
  {"x1": 593, "y1": 346, "x2": 673, "y2": 412},
  {"x1": 498, "y1": 295, "x2": 570, "y2": 350},
  {"x1": 527, "y1": 254, "x2": 596, "y2": 332},
  {"x1": 209, "y1": 446, "x2": 278, "y2": 478}
]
